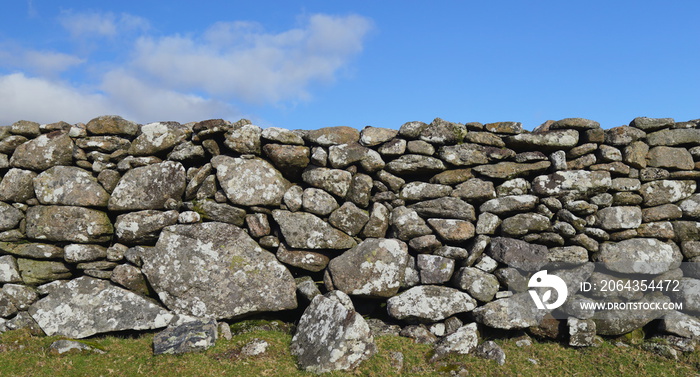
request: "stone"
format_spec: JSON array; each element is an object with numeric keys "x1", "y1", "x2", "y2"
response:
[
  {"x1": 452, "y1": 267, "x2": 500, "y2": 302},
  {"x1": 0, "y1": 202, "x2": 23, "y2": 232},
  {"x1": 679, "y1": 194, "x2": 700, "y2": 219},
  {"x1": 26, "y1": 206, "x2": 113, "y2": 243},
  {"x1": 0, "y1": 255, "x2": 21, "y2": 283},
  {"x1": 378, "y1": 138, "x2": 406, "y2": 156},
  {"x1": 178, "y1": 211, "x2": 201, "y2": 224},
  {"x1": 305, "y1": 126, "x2": 360, "y2": 146},
  {"x1": 359, "y1": 126, "x2": 398, "y2": 146},
  {"x1": 212, "y1": 156, "x2": 290, "y2": 206},
  {"x1": 76, "y1": 136, "x2": 131, "y2": 153},
  {"x1": 276, "y1": 244, "x2": 329, "y2": 272},
  {"x1": 328, "y1": 143, "x2": 385, "y2": 172},
  {"x1": 224, "y1": 124, "x2": 261, "y2": 154},
  {"x1": 10, "y1": 132, "x2": 73, "y2": 171},
  {"x1": 384, "y1": 154, "x2": 446, "y2": 175},
  {"x1": 261, "y1": 127, "x2": 305, "y2": 145},
  {"x1": 596, "y1": 206, "x2": 642, "y2": 230},
  {"x1": 487, "y1": 237, "x2": 548, "y2": 271},
  {"x1": 568, "y1": 317, "x2": 597, "y2": 347},
  {"x1": 109, "y1": 161, "x2": 186, "y2": 210},
  {"x1": 114, "y1": 210, "x2": 179, "y2": 244},
  {"x1": 245, "y1": 214, "x2": 270, "y2": 238},
  {"x1": 417, "y1": 254, "x2": 455, "y2": 284},
  {"x1": 596, "y1": 239, "x2": 682, "y2": 274},
  {"x1": 153, "y1": 318, "x2": 217, "y2": 355},
  {"x1": 128, "y1": 122, "x2": 189, "y2": 156},
  {"x1": 547, "y1": 246, "x2": 589, "y2": 266},
  {"x1": 624, "y1": 141, "x2": 649, "y2": 169},
  {"x1": 604, "y1": 126, "x2": 646, "y2": 145},
  {"x1": 376, "y1": 170, "x2": 405, "y2": 192},
  {"x1": 64, "y1": 244, "x2": 107, "y2": 263},
  {"x1": 484, "y1": 122, "x2": 522, "y2": 134},
  {"x1": 111, "y1": 264, "x2": 150, "y2": 296},
  {"x1": 472, "y1": 161, "x2": 550, "y2": 179},
  {"x1": 240, "y1": 338, "x2": 269, "y2": 357},
  {"x1": 361, "y1": 203, "x2": 390, "y2": 238},
  {"x1": 389, "y1": 206, "x2": 432, "y2": 240},
  {"x1": 670, "y1": 279, "x2": 700, "y2": 313},
  {"x1": 479, "y1": 195, "x2": 539, "y2": 215},
  {"x1": 658, "y1": 311, "x2": 700, "y2": 339},
  {"x1": 263, "y1": 144, "x2": 310, "y2": 175},
  {"x1": 167, "y1": 142, "x2": 205, "y2": 161},
  {"x1": 438, "y1": 144, "x2": 489, "y2": 166},
  {"x1": 532, "y1": 170, "x2": 612, "y2": 197},
  {"x1": 476, "y1": 212, "x2": 501, "y2": 234},
  {"x1": 190, "y1": 199, "x2": 246, "y2": 226},
  {"x1": 419, "y1": 118, "x2": 467, "y2": 145},
  {"x1": 647, "y1": 128, "x2": 700, "y2": 146},
  {"x1": 32, "y1": 166, "x2": 110, "y2": 206},
  {"x1": 408, "y1": 197, "x2": 476, "y2": 221},
  {"x1": 427, "y1": 218, "x2": 475, "y2": 242},
  {"x1": 473, "y1": 292, "x2": 547, "y2": 329},
  {"x1": 0, "y1": 168, "x2": 37, "y2": 202},
  {"x1": 291, "y1": 291, "x2": 376, "y2": 374},
  {"x1": 328, "y1": 238, "x2": 408, "y2": 297},
  {"x1": 640, "y1": 180, "x2": 696, "y2": 207},
  {"x1": 506, "y1": 129, "x2": 579, "y2": 150},
  {"x1": 272, "y1": 210, "x2": 356, "y2": 250},
  {"x1": 328, "y1": 202, "x2": 369, "y2": 236},
  {"x1": 346, "y1": 173, "x2": 373, "y2": 208},
  {"x1": 501, "y1": 213, "x2": 550, "y2": 236},
  {"x1": 296, "y1": 276, "x2": 322, "y2": 302},
  {"x1": 430, "y1": 169, "x2": 474, "y2": 185},
  {"x1": 630, "y1": 116, "x2": 674, "y2": 131},
  {"x1": 86, "y1": 115, "x2": 139, "y2": 136},
  {"x1": 648, "y1": 146, "x2": 694, "y2": 170},
  {"x1": 386, "y1": 285, "x2": 476, "y2": 323},
  {"x1": 408, "y1": 235, "x2": 441, "y2": 253},
  {"x1": 29, "y1": 276, "x2": 172, "y2": 338},
  {"x1": 2, "y1": 284, "x2": 38, "y2": 310},
  {"x1": 431, "y1": 323, "x2": 479, "y2": 361},
  {"x1": 0, "y1": 292, "x2": 18, "y2": 318},
  {"x1": 594, "y1": 293, "x2": 672, "y2": 335},
  {"x1": 399, "y1": 182, "x2": 452, "y2": 201},
  {"x1": 301, "y1": 167, "x2": 352, "y2": 197},
  {"x1": 15, "y1": 258, "x2": 70, "y2": 285},
  {"x1": 302, "y1": 188, "x2": 338, "y2": 216},
  {"x1": 452, "y1": 178, "x2": 496, "y2": 201},
  {"x1": 10, "y1": 120, "x2": 40, "y2": 137},
  {"x1": 141, "y1": 222, "x2": 297, "y2": 319},
  {"x1": 406, "y1": 140, "x2": 435, "y2": 155}
]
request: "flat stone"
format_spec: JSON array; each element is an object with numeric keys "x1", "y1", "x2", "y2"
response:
[
  {"x1": 328, "y1": 238, "x2": 408, "y2": 297},
  {"x1": 141, "y1": 222, "x2": 297, "y2": 319},
  {"x1": 473, "y1": 161, "x2": 551, "y2": 179},
  {"x1": 86, "y1": 115, "x2": 139, "y2": 136},
  {"x1": 359, "y1": 126, "x2": 398, "y2": 146},
  {"x1": 594, "y1": 293, "x2": 671, "y2": 335},
  {"x1": 109, "y1": 161, "x2": 186, "y2": 210},
  {"x1": 604, "y1": 126, "x2": 646, "y2": 145},
  {"x1": 484, "y1": 122, "x2": 522, "y2": 134},
  {"x1": 596, "y1": 206, "x2": 642, "y2": 230},
  {"x1": 276, "y1": 244, "x2": 329, "y2": 272},
  {"x1": 399, "y1": 182, "x2": 452, "y2": 201},
  {"x1": 472, "y1": 292, "x2": 547, "y2": 329},
  {"x1": 506, "y1": 129, "x2": 579, "y2": 150},
  {"x1": 452, "y1": 178, "x2": 496, "y2": 201},
  {"x1": 33, "y1": 166, "x2": 110, "y2": 207},
  {"x1": 305, "y1": 126, "x2": 360, "y2": 146},
  {"x1": 419, "y1": 118, "x2": 467, "y2": 145},
  {"x1": 596, "y1": 238, "x2": 682, "y2": 274},
  {"x1": 479, "y1": 195, "x2": 538, "y2": 215},
  {"x1": 212, "y1": 156, "x2": 290, "y2": 206},
  {"x1": 427, "y1": 219, "x2": 475, "y2": 242},
  {"x1": 114, "y1": 210, "x2": 179, "y2": 244},
  {"x1": 532, "y1": 170, "x2": 612, "y2": 197},
  {"x1": 408, "y1": 197, "x2": 476, "y2": 221},
  {"x1": 501, "y1": 213, "x2": 550, "y2": 236},
  {"x1": 640, "y1": 180, "x2": 696, "y2": 207},
  {"x1": 10, "y1": 132, "x2": 73, "y2": 171},
  {"x1": 189, "y1": 199, "x2": 246, "y2": 226},
  {"x1": 29, "y1": 276, "x2": 173, "y2": 338},
  {"x1": 647, "y1": 128, "x2": 700, "y2": 146},
  {"x1": 26, "y1": 206, "x2": 113, "y2": 243},
  {"x1": 384, "y1": 154, "x2": 446, "y2": 175},
  {"x1": 49, "y1": 339, "x2": 106, "y2": 355},
  {"x1": 487, "y1": 237, "x2": 548, "y2": 271},
  {"x1": 630, "y1": 116, "x2": 674, "y2": 131},
  {"x1": 301, "y1": 167, "x2": 352, "y2": 197},
  {"x1": 551, "y1": 118, "x2": 600, "y2": 130},
  {"x1": 272, "y1": 210, "x2": 356, "y2": 249},
  {"x1": 261, "y1": 127, "x2": 305, "y2": 145},
  {"x1": 387, "y1": 285, "x2": 476, "y2": 323},
  {"x1": 153, "y1": 318, "x2": 217, "y2": 355},
  {"x1": 76, "y1": 136, "x2": 131, "y2": 153}
]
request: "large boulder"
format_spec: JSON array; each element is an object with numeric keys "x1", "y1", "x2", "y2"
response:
[
  {"x1": 28, "y1": 276, "x2": 173, "y2": 338},
  {"x1": 26, "y1": 206, "x2": 113, "y2": 243},
  {"x1": 211, "y1": 155, "x2": 291, "y2": 206},
  {"x1": 140, "y1": 222, "x2": 297, "y2": 319},
  {"x1": 386, "y1": 285, "x2": 476, "y2": 323},
  {"x1": 33, "y1": 166, "x2": 110, "y2": 207},
  {"x1": 272, "y1": 210, "x2": 356, "y2": 250},
  {"x1": 108, "y1": 161, "x2": 186, "y2": 211},
  {"x1": 291, "y1": 291, "x2": 376, "y2": 373},
  {"x1": 328, "y1": 238, "x2": 408, "y2": 298}
]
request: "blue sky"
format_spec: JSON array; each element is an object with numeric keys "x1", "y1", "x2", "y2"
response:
[{"x1": 0, "y1": 1, "x2": 698, "y2": 130}]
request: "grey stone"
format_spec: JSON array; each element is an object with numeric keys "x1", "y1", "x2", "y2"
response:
[
  {"x1": 472, "y1": 292, "x2": 546, "y2": 329},
  {"x1": 10, "y1": 132, "x2": 73, "y2": 171},
  {"x1": 568, "y1": 318, "x2": 597, "y2": 347},
  {"x1": 0, "y1": 202, "x2": 23, "y2": 232},
  {"x1": 430, "y1": 169, "x2": 474, "y2": 185},
  {"x1": 128, "y1": 122, "x2": 189, "y2": 156},
  {"x1": 375, "y1": 170, "x2": 405, "y2": 192},
  {"x1": 431, "y1": 323, "x2": 479, "y2": 361},
  {"x1": 10, "y1": 120, "x2": 40, "y2": 137},
  {"x1": 378, "y1": 138, "x2": 406, "y2": 156},
  {"x1": 16, "y1": 259, "x2": 71, "y2": 285},
  {"x1": 438, "y1": 144, "x2": 490, "y2": 166},
  {"x1": 141, "y1": 222, "x2": 297, "y2": 319},
  {"x1": 604, "y1": 126, "x2": 646, "y2": 145},
  {"x1": 670, "y1": 279, "x2": 700, "y2": 313},
  {"x1": 417, "y1": 254, "x2": 455, "y2": 285},
  {"x1": 361, "y1": 203, "x2": 390, "y2": 238},
  {"x1": 263, "y1": 144, "x2": 310, "y2": 175},
  {"x1": 346, "y1": 173, "x2": 373, "y2": 208},
  {"x1": 190, "y1": 199, "x2": 246, "y2": 226},
  {"x1": 594, "y1": 293, "x2": 671, "y2": 335},
  {"x1": 596, "y1": 239, "x2": 682, "y2": 274},
  {"x1": 305, "y1": 126, "x2": 360, "y2": 146},
  {"x1": 64, "y1": 244, "x2": 107, "y2": 263},
  {"x1": 86, "y1": 115, "x2": 139, "y2": 136},
  {"x1": 452, "y1": 178, "x2": 496, "y2": 201},
  {"x1": 409, "y1": 197, "x2": 476, "y2": 221},
  {"x1": 484, "y1": 122, "x2": 522, "y2": 134},
  {"x1": 111, "y1": 264, "x2": 150, "y2": 296},
  {"x1": 302, "y1": 188, "x2": 338, "y2": 216},
  {"x1": 384, "y1": 154, "x2": 446, "y2": 175},
  {"x1": 399, "y1": 182, "x2": 452, "y2": 201},
  {"x1": 328, "y1": 202, "x2": 369, "y2": 236},
  {"x1": 596, "y1": 206, "x2": 642, "y2": 230},
  {"x1": 212, "y1": 156, "x2": 290, "y2": 206},
  {"x1": 640, "y1": 180, "x2": 696, "y2": 207},
  {"x1": 0, "y1": 255, "x2": 21, "y2": 283},
  {"x1": 532, "y1": 170, "x2": 612, "y2": 197},
  {"x1": 630, "y1": 116, "x2": 674, "y2": 131},
  {"x1": 261, "y1": 127, "x2": 305, "y2": 145},
  {"x1": 387, "y1": 285, "x2": 476, "y2": 323},
  {"x1": 301, "y1": 167, "x2": 352, "y2": 197},
  {"x1": 328, "y1": 238, "x2": 408, "y2": 297},
  {"x1": 29, "y1": 276, "x2": 173, "y2": 338},
  {"x1": 679, "y1": 194, "x2": 700, "y2": 219},
  {"x1": 406, "y1": 140, "x2": 435, "y2": 155},
  {"x1": 427, "y1": 218, "x2": 475, "y2": 242},
  {"x1": 647, "y1": 128, "x2": 700, "y2": 146},
  {"x1": 273, "y1": 210, "x2": 356, "y2": 249},
  {"x1": 359, "y1": 126, "x2": 398, "y2": 146},
  {"x1": 328, "y1": 143, "x2": 384, "y2": 172},
  {"x1": 389, "y1": 206, "x2": 432, "y2": 240},
  {"x1": 452, "y1": 267, "x2": 499, "y2": 302},
  {"x1": 480, "y1": 195, "x2": 539, "y2": 215},
  {"x1": 506, "y1": 129, "x2": 579, "y2": 150},
  {"x1": 496, "y1": 178, "x2": 531, "y2": 196},
  {"x1": 648, "y1": 146, "x2": 694, "y2": 170},
  {"x1": 276, "y1": 244, "x2": 329, "y2": 272},
  {"x1": 419, "y1": 118, "x2": 467, "y2": 145},
  {"x1": 241, "y1": 338, "x2": 269, "y2": 357},
  {"x1": 2, "y1": 284, "x2": 38, "y2": 310},
  {"x1": 551, "y1": 118, "x2": 600, "y2": 130},
  {"x1": 224, "y1": 124, "x2": 261, "y2": 154},
  {"x1": 501, "y1": 213, "x2": 550, "y2": 236},
  {"x1": 114, "y1": 210, "x2": 179, "y2": 244},
  {"x1": 547, "y1": 246, "x2": 589, "y2": 266},
  {"x1": 474, "y1": 340, "x2": 507, "y2": 365},
  {"x1": 658, "y1": 311, "x2": 700, "y2": 339},
  {"x1": 476, "y1": 212, "x2": 501, "y2": 235},
  {"x1": 26, "y1": 206, "x2": 113, "y2": 243},
  {"x1": 472, "y1": 161, "x2": 550, "y2": 179},
  {"x1": 76, "y1": 136, "x2": 131, "y2": 153},
  {"x1": 291, "y1": 291, "x2": 376, "y2": 373},
  {"x1": 487, "y1": 237, "x2": 548, "y2": 271},
  {"x1": 296, "y1": 276, "x2": 322, "y2": 302},
  {"x1": 109, "y1": 161, "x2": 186, "y2": 210},
  {"x1": 0, "y1": 168, "x2": 37, "y2": 202},
  {"x1": 283, "y1": 185, "x2": 303, "y2": 212},
  {"x1": 32, "y1": 166, "x2": 110, "y2": 206},
  {"x1": 49, "y1": 339, "x2": 106, "y2": 355},
  {"x1": 624, "y1": 141, "x2": 649, "y2": 168},
  {"x1": 153, "y1": 318, "x2": 217, "y2": 355}
]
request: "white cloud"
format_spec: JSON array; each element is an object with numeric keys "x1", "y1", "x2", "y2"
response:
[
  {"x1": 0, "y1": 12, "x2": 372, "y2": 125},
  {"x1": 58, "y1": 10, "x2": 149, "y2": 39}
]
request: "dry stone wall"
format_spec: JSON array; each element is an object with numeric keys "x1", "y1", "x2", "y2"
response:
[{"x1": 2, "y1": 115, "x2": 700, "y2": 368}]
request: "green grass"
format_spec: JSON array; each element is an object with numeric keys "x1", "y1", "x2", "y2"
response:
[{"x1": 1, "y1": 323, "x2": 700, "y2": 377}]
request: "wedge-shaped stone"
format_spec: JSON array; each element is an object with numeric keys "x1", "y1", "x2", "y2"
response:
[
  {"x1": 328, "y1": 238, "x2": 408, "y2": 298},
  {"x1": 386, "y1": 285, "x2": 476, "y2": 323},
  {"x1": 33, "y1": 166, "x2": 110, "y2": 207},
  {"x1": 29, "y1": 276, "x2": 173, "y2": 338},
  {"x1": 272, "y1": 210, "x2": 356, "y2": 249},
  {"x1": 596, "y1": 238, "x2": 682, "y2": 274},
  {"x1": 212, "y1": 156, "x2": 290, "y2": 206},
  {"x1": 109, "y1": 161, "x2": 186, "y2": 210}
]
